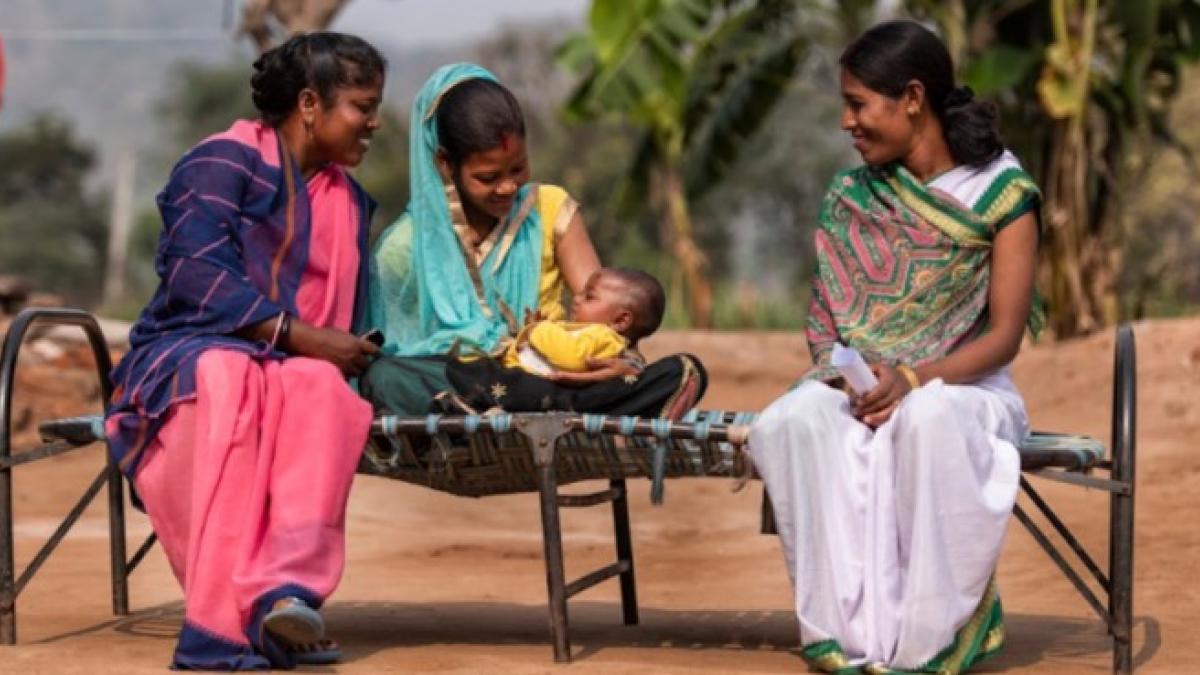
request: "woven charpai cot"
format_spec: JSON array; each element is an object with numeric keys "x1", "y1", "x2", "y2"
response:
[
  {"x1": 37, "y1": 412, "x2": 1105, "y2": 499},
  {"x1": 357, "y1": 410, "x2": 756, "y2": 498}
]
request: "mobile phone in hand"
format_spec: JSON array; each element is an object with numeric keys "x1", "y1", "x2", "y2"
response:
[{"x1": 359, "y1": 328, "x2": 384, "y2": 347}]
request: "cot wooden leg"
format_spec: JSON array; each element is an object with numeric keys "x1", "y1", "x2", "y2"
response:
[
  {"x1": 760, "y1": 488, "x2": 777, "y2": 535},
  {"x1": 520, "y1": 414, "x2": 576, "y2": 663},
  {"x1": 106, "y1": 455, "x2": 129, "y2": 617},
  {"x1": 1110, "y1": 466, "x2": 1134, "y2": 674},
  {"x1": 0, "y1": 450, "x2": 13, "y2": 645},
  {"x1": 537, "y1": 460, "x2": 571, "y2": 662},
  {"x1": 609, "y1": 479, "x2": 638, "y2": 625}
]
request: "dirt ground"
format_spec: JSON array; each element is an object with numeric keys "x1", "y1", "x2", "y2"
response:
[{"x1": 2, "y1": 318, "x2": 1197, "y2": 673}]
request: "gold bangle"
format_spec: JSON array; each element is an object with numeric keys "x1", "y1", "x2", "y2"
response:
[{"x1": 896, "y1": 364, "x2": 921, "y2": 389}]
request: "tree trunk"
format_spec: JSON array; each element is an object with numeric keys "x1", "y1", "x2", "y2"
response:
[
  {"x1": 1038, "y1": 0, "x2": 1119, "y2": 338},
  {"x1": 1042, "y1": 115, "x2": 1123, "y2": 338},
  {"x1": 102, "y1": 150, "x2": 136, "y2": 308},
  {"x1": 241, "y1": 0, "x2": 352, "y2": 52},
  {"x1": 1042, "y1": 118, "x2": 1099, "y2": 337},
  {"x1": 657, "y1": 163, "x2": 713, "y2": 328}
]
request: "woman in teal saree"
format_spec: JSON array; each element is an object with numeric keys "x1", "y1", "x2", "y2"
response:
[{"x1": 359, "y1": 64, "x2": 705, "y2": 419}]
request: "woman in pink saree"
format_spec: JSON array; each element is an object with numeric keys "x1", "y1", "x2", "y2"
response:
[{"x1": 105, "y1": 33, "x2": 385, "y2": 669}]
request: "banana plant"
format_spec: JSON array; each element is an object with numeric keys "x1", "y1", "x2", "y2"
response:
[
  {"x1": 910, "y1": 0, "x2": 1200, "y2": 336},
  {"x1": 560, "y1": 0, "x2": 809, "y2": 327}
]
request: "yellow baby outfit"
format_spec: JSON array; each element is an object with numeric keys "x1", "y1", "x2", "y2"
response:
[{"x1": 502, "y1": 321, "x2": 627, "y2": 376}]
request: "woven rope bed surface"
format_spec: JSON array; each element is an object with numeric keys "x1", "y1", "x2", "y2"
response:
[
  {"x1": 359, "y1": 410, "x2": 756, "y2": 498},
  {"x1": 35, "y1": 412, "x2": 1105, "y2": 499}
]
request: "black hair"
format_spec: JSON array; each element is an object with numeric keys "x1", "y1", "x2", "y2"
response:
[
  {"x1": 605, "y1": 268, "x2": 666, "y2": 343},
  {"x1": 435, "y1": 78, "x2": 526, "y2": 166},
  {"x1": 251, "y1": 32, "x2": 386, "y2": 127},
  {"x1": 840, "y1": 20, "x2": 1002, "y2": 166}
]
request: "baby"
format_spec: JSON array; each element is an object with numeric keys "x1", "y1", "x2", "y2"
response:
[{"x1": 503, "y1": 267, "x2": 665, "y2": 377}]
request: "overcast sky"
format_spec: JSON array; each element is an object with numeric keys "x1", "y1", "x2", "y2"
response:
[
  {"x1": 334, "y1": 0, "x2": 589, "y2": 47},
  {"x1": 0, "y1": 1, "x2": 590, "y2": 47}
]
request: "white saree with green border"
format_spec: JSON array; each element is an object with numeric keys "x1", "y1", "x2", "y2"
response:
[{"x1": 749, "y1": 151, "x2": 1039, "y2": 674}]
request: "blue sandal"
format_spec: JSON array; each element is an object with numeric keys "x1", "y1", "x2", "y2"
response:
[
  {"x1": 293, "y1": 638, "x2": 342, "y2": 665},
  {"x1": 262, "y1": 597, "x2": 324, "y2": 646}
]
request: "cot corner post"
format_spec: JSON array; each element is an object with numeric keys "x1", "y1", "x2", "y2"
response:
[
  {"x1": 0, "y1": 312, "x2": 25, "y2": 645},
  {"x1": 1110, "y1": 324, "x2": 1137, "y2": 674}
]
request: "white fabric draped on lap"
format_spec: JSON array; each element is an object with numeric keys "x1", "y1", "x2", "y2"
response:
[{"x1": 748, "y1": 368, "x2": 1026, "y2": 668}]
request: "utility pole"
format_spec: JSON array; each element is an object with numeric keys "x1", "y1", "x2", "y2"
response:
[{"x1": 103, "y1": 149, "x2": 136, "y2": 308}]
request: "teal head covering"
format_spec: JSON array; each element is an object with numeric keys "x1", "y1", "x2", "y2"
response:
[{"x1": 363, "y1": 63, "x2": 544, "y2": 356}]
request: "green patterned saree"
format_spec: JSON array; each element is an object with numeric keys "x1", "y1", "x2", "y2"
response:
[{"x1": 804, "y1": 161, "x2": 1042, "y2": 382}]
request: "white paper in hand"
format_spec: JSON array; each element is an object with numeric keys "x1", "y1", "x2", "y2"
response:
[{"x1": 831, "y1": 343, "x2": 878, "y2": 394}]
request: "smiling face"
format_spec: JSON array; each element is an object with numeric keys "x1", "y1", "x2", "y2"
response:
[
  {"x1": 839, "y1": 69, "x2": 920, "y2": 167},
  {"x1": 442, "y1": 133, "x2": 530, "y2": 221},
  {"x1": 307, "y1": 79, "x2": 384, "y2": 167}
]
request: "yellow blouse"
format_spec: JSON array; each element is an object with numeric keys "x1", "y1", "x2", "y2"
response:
[
  {"x1": 451, "y1": 183, "x2": 578, "y2": 322},
  {"x1": 534, "y1": 184, "x2": 578, "y2": 320}
]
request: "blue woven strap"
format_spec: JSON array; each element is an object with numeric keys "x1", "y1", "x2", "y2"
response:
[
  {"x1": 582, "y1": 414, "x2": 606, "y2": 435},
  {"x1": 489, "y1": 414, "x2": 513, "y2": 434},
  {"x1": 424, "y1": 414, "x2": 443, "y2": 436},
  {"x1": 91, "y1": 415, "x2": 108, "y2": 442},
  {"x1": 649, "y1": 418, "x2": 673, "y2": 505},
  {"x1": 732, "y1": 411, "x2": 756, "y2": 426},
  {"x1": 380, "y1": 415, "x2": 397, "y2": 437},
  {"x1": 618, "y1": 416, "x2": 637, "y2": 436},
  {"x1": 463, "y1": 415, "x2": 480, "y2": 434},
  {"x1": 1021, "y1": 431, "x2": 1105, "y2": 469}
]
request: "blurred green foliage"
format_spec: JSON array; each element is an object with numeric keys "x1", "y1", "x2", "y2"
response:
[
  {"x1": 907, "y1": 0, "x2": 1200, "y2": 334},
  {"x1": 13, "y1": 1, "x2": 1198, "y2": 331},
  {"x1": 0, "y1": 114, "x2": 108, "y2": 306}
]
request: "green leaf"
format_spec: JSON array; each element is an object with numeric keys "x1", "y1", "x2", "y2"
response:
[
  {"x1": 613, "y1": 134, "x2": 659, "y2": 218},
  {"x1": 683, "y1": 35, "x2": 805, "y2": 196},
  {"x1": 565, "y1": 0, "x2": 719, "y2": 123},
  {"x1": 589, "y1": 0, "x2": 644, "y2": 62},
  {"x1": 555, "y1": 33, "x2": 596, "y2": 74},
  {"x1": 685, "y1": 0, "x2": 799, "y2": 140},
  {"x1": 962, "y1": 44, "x2": 1039, "y2": 97}
]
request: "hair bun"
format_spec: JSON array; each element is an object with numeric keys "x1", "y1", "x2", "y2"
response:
[
  {"x1": 943, "y1": 85, "x2": 975, "y2": 109},
  {"x1": 247, "y1": 32, "x2": 386, "y2": 128}
]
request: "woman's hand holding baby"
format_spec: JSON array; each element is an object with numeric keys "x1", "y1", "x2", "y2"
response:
[{"x1": 546, "y1": 356, "x2": 643, "y2": 386}]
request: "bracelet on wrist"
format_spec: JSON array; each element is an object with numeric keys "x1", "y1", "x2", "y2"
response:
[
  {"x1": 280, "y1": 314, "x2": 292, "y2": 351},
  {"x1": 269, "y1": 312, "x2": 291, "y2": 351},
  {"x1": 896, "y1": 363, "x2": 921, "y2": 390}
]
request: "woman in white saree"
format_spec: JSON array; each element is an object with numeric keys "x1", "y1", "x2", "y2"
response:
[{"x1": 749, "y1": 20, "x2": 1043, "y2": 675}]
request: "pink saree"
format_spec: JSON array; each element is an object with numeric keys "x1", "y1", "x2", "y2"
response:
[{"x1": 117, "y1": 160, "x2": 371, "y2": 669}]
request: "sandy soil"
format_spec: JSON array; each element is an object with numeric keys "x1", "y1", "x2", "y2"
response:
[{"x1": 2, "y1": 318, "x2": 1197, "y2": 674}]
